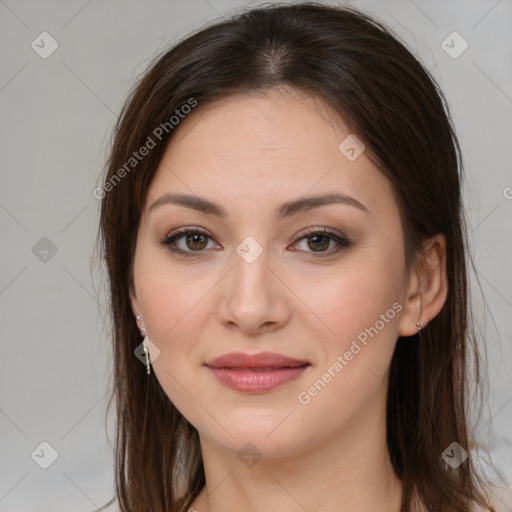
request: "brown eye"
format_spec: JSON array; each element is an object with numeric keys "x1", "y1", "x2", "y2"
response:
[
  {"x1": 162, "y1": 228, "x2": 218, "y2": 257},
  {"x1": 292, "y1": 228, "x2": 351, "y2": 256},
  {"x1": 185, "y1": 232, "x2": 208, "y2": 251},
  {"x1": 307, "y1": 234, "x2": 331, "y2": 252}
]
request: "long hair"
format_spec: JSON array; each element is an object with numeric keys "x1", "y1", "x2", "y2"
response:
[{"x1": 97, "y1": 3, "x2": 496, "y2": 511}]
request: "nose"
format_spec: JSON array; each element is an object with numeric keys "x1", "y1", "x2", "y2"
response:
[{"x1": 216, "y1": 243, "x2": 292, "y2": 335}]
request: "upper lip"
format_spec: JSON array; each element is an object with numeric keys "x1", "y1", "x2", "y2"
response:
[{"x1": 205, "y1": 351, "x2": 310, "y2": 369}]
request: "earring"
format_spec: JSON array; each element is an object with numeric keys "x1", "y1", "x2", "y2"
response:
[
  {"x1": 136, "y1": 315, "x2": 151, "y2": 374},
  {"x1": 143, "y1": 336, "x2": 151, "y2": 375},
  {"x1": 417, "y1": 298, "x2": 423, "y2": 333},
  {"x1": 136, "y1": 314, "x2": 147, "y2": 335}
]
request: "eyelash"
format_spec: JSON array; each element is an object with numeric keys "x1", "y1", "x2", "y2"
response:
[{"x1": 162, "y1": 227, "x2": 351, "y2": 258}]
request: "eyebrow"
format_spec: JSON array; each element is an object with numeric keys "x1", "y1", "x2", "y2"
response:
[{"x1": 149, "y1": 192, "x2": 369, "y2": 219}]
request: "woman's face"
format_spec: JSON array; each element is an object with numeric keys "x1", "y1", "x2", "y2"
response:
[{"x1": 131, "y1": 87, "x2": 414, "y2": 458}]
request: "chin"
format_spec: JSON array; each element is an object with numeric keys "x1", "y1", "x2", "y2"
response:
[{"x1": 198, "y1": 408, "x2": 316, "y2": 460}]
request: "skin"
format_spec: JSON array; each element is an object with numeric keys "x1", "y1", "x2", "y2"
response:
[{"x1": 130, "y1": 86, "x2": 448, "y2": 512}]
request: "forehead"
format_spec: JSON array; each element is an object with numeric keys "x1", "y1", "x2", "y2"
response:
[
  {"x1": 145, "y1": 88, "x2": 395, "y2": 218},
  {"x1": 164, "y1": 88, "x2": 346, "y2": 168}
]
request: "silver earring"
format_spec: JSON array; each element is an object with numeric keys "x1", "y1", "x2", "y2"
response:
[
  {"x1": 143, "y1": 336, "x2": 151, "y2": 375},
  {"x1": 136, "y1": 315, "x2": 147, "y2": 335},
  {"x1": 417, "y1": 299, "x2": 423, "y2": 333},
  {"x1": 136, "y1": 315, "x2": 151, "y2": 374}
]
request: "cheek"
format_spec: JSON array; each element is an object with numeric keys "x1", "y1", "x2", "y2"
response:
[
  {"x1": 133, "y1": 252, "x2": 214, "y2": 422},
  {"x1": 133, "y1": 237, "x2": 211, "y2": 339},
  {"x1": 132, "y1": 249, "x2": 199, "y2": 387},
  {"x1": 290, "y1": 247, "x2": 405, "y2": 411},
  {"x1": 293, "y1": 251, "x2": 404, "y2": 352}
]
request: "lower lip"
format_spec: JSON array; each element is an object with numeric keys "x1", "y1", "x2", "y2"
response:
[{"x1": 207, "y1": 365, "x2": 309, "y2": 393}]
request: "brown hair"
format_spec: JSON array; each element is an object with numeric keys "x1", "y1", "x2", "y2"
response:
[{"x1": 96, "y1": 3, "x2": 496, "y2": 511}]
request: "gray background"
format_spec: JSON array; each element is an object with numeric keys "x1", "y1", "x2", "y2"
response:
[{"x1": 1, "y1": 0, "x2": 511, "y2": 510}]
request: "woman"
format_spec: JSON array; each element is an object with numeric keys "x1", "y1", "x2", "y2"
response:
[{"x1": 97, "y1": 3, "x2": 498, "y2": 511}]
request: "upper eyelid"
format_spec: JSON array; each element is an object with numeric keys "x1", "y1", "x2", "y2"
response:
[
  {"x1": 164, "y1": 228, "x2": 218, "y2": 245},
  {"x1": 163, "y1": 227, "x2": 349, "y2": 252},
  {"x1": 164, "y1": 226, "x2": 345, "y2": 241},
  {"x1": 299, "y1": 227, "x2": 344, "y2": 237}
]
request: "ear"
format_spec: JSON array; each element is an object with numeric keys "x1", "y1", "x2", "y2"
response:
[{"x1": 398, "y1": 233, "x2": 448, "y2": 337}]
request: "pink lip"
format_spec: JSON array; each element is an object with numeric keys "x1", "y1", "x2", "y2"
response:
[{"x1": 205, "y1": 351, "x2": 310, "y2": 393}]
